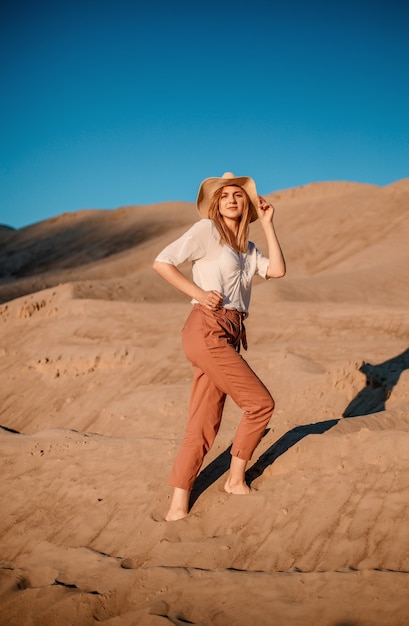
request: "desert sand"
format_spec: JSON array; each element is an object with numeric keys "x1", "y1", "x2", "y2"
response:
[{"x1": 0, "y1": 178, "x2": 408, "y2": 625}]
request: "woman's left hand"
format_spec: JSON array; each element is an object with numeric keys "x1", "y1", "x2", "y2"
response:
[{"x1": 256, "y1": 196, "x2": 275, "y2": 223}]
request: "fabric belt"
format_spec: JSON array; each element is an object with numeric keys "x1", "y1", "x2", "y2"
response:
[
  {"x1": 193, "y1": 304, "x2": 248, "y2": 351},
  {"x1": 225, "y1": 308, "x2": 248, "y2": 352}
]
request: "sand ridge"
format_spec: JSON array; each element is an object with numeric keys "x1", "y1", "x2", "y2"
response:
[{"x1": 1, "y1": 179, "x2": 409, "y2": 625}]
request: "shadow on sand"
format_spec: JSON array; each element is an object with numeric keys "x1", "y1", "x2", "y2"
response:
[
  {"x1": 342, "y1": 348, "x2": 409, "y2": 417},
  {"x1": 189, "y1": 348, "x2": 409, "y2": 510}
]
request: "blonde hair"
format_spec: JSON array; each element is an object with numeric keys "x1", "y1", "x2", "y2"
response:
[{"x1": 208, "y1": 186, "x2": 251, "y2": 253}]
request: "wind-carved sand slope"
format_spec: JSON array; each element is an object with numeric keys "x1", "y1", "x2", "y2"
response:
[{"x1": 0, "y1": 179, "x2": 409, "y2": 625}]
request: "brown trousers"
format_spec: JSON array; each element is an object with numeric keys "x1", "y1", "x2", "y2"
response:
[{"x1": 169, "y1": 304, "x2": 274, "y2": 490}]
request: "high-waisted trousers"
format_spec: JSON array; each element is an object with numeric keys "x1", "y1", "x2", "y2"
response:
[{"x1": 168, "y1": 304, "x2": 274, "y2": 490}]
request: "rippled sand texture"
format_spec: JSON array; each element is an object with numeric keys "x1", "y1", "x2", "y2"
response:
[{"x1": 1, "y1": 179, "x2": 409, "y2": 625}]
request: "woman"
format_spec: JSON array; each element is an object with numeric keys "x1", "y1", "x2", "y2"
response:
[{"x1": 153, "y1": 172, "x2": 286, "y2": 521}]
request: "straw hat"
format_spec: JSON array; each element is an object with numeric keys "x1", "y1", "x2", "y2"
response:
[{"x1": 196, "y1": 172, "x2": 259, "y2": 222}]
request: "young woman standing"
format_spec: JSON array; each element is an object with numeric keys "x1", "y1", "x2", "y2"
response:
[{"x1": 153, "y1": 172, "x2": 286, "y2": 520}]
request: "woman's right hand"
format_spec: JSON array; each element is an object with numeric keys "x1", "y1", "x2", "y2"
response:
[
  {"x1": 153, "y1": 261, "x2": 224, "y2": 310},
  {"x1": 199, "y1": 290, "x2": 224, "y2": 311}
]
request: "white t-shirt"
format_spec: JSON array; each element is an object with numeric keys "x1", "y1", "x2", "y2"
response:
[{"x1": 155, "y1": 219, "x2": 270, "y2": 314}]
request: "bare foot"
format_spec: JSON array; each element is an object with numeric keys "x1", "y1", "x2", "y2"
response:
[
  {"x1": 223, "y1": 479, "x2": 251, "y2": 495},
  {"x1": 165, "y1": 487, "x2": 190, "y2": 521},
  {"x1": 165, "y1": 508, "x2": 189, "y2": 521}
]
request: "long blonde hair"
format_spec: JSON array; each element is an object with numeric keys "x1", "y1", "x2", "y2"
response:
[{"x1": 208, "y1": 186, "x2": 251, "y2": 253}]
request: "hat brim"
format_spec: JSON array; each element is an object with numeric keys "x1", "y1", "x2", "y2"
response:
[{"x1": 196, "y1": 174, "x2": 259, "y2": 222}]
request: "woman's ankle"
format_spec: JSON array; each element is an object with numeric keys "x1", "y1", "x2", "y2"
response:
[
  {"x1": 165, "y1": 487, "x2": 190, "y2": 521},
  {"x1": 224, "y1": 476, "x2": 251, "y2": 495}
]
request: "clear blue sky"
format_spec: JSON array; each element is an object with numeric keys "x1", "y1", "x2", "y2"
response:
[{"x1": 1, "y1": 0, "x2": 408, "y2": 229}]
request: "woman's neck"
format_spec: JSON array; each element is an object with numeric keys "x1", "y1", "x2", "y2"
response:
[{"x1": 222, "y1": 216, "x2": 239, "y2": 238}]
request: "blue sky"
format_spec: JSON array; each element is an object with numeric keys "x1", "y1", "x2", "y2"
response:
[{"x1": 1, "y1": 0, "x2": 408, "y2": 229}]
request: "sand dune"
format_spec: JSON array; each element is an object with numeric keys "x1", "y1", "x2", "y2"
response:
[{"x1": 1, "y1": 179, "x2": 409, "y2": 625}]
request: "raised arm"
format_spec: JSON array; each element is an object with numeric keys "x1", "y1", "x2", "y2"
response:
[{"x1": 256, "y1": 196, "x2": 286, "y2": 278}]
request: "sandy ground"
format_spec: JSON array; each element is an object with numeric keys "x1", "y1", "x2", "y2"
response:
[{"x1": 1, "y1": 178, "x2": 409, "y2": 625}]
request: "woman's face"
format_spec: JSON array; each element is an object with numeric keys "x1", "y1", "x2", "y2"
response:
[{"x1": 218, "y1": 185, "x2": 245, "y2": 221}]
